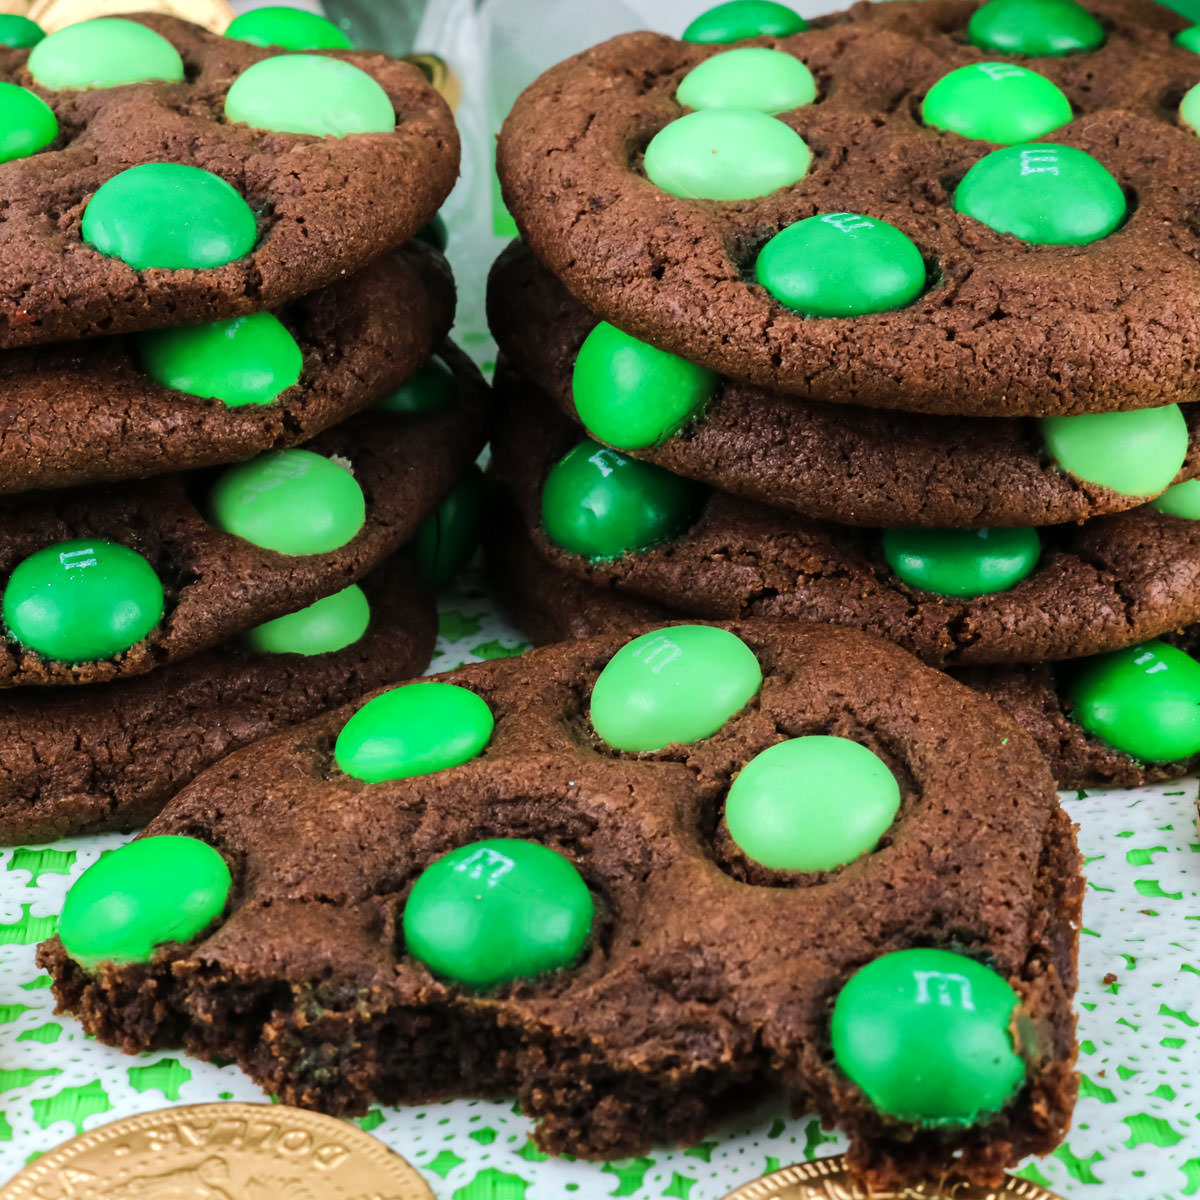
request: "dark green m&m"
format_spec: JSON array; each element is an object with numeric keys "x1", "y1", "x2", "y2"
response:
[
  {"x1": 1065, "y1": 641, "x2": 1200, "y2": 763},
  {"x1": 883, "y1": 527, "x2": 1040, "y2": 598},
  {"x1": 590, "y1": 625, "x2": 762, "y2": 753},
  {"x1": 225, "y1": 6, "x2": 353, "y2": 50},
  {"x1": 409, "y1": 467, "x2": 487, "y2": 588},
  {"x1": 0, "y1": 83, "x2": 57, "y2": 165},
  {"x1": 59, "y1": 836, "x2": 231, "y2": 969},
  {"x1": 3, "y1": 539, "x2": 164, "y2": 664},
  {"x1": 403, "y1": 839, "x2": 594, "y2": 990},
  {"x1": 376, "y1": 357, "x2": 457, "y2": 415},
  {"x1": 922, "y1": 63, "x2": 1072, "y2": 145},
  {"x1": 955, "y1": 143, "x2": 1125, "y2": 245},
  {"x1": 683, "y1": 0, "x2": 807, "y2": 43},
  {"x1": 572, "y1": 322, "x2": 715, "y2": 450},
  {"x1": 137, "y1": 313, "x2": 303, "y2": 408},
  {"x1": 416, "y1": 214, "x2": 449, "y2": 253},
  {"x1": 1177, "y1": 27, "x2": 1200, "y2": 54},
  {"x1": 0, "y1": 14, "x2": 44, "y2": 48},
  {"x1": 245, "y1": 584, "x2": 370, "y2": 656},
  {"x1": 1153, "y1": 479, "x2": 1200, "y2": 520},
  {"x1": 676, "y1": 47, "x2": 816, "y2": 114},
  {"x1": 334, "y1": 681, "x2": 494, "y2": 783},
  {"x1": 541, "y1": 440, "x2": 703, "y2": 562},
  {"x1": 27, "y1": 19, "x2": 184, "y2": 91},
  {"x1": 831, "y1": 948, "x2": 1027, "y2": 1126},
  {"x1": 967, "y1": 0, "x2": 1104, "y2": 56},
  {"x1": 755, "y1": 213, "x2": 926, "y2": 317}
]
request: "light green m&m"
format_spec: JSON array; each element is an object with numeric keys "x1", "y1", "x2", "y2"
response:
[
  {"x1": 573, "y1": 322, "x2": 715, "y2": 450},
  {"x1": 3, "y1": 539, "x2": 163, "y2": 663},
  {"x1": 590, "y1": 625, "x2": 762, "y2": 753},
  {"x1": 644, "y1": 109, "x2": 811, "y2": 201},
  {"x1": 968, "y1": 0, "x2": 1104, "y2": 56},
  {"x1": 725, "y1": 736, "x2": 901, "y2": 872},
  {"x1": 756, "y1": 213, "x2": 926, "y2": 317},
  {"x1": 403, "y1": 839, "x2": 593, "y2": 990},
  {"x1": 225, "y1": 55, "x2": 394, "y2": 138},
  {"x1": 28, "y1": 18, "x2": 184, "y2": 90},
  {"x1": 955, "y1": 143, "x2": 1125, "y2": 245},
  {"x1": 335, "y1": 681, "x2": 494, "y2": 783},
  {"x1": 683, "y1": 0, "x2": 807, "y2": 43},
  {"x1": 0, "y1": 83, "x2": 57, "y2": 164},
  {"x1": 245, "y1": 584, "x2": 369, "y2": 656},
  {"x1": 82, "y1": 164, "x2": 257, "y2": 271},
  {"x1": 922, "y1": 63, "x2": 1072, "y2": 145},
  {"x1": 0, "y1": 14, "x2": 44, "y2": 48},
  {"x1": 1153, "y1": 478, "x2": 1200, "y2": 519},
  {"x1": 376, "y1": 357, "x2": 456, "y2": 415},
  {"x1": 883, "y1": 527, "x2": 1040, "y2": 598},
  {"x1": 209, "y1": 448, "x2": 365, "y2": 555},
  {"x1": 677, "y1": 48, "x2": 816, "y2": 114},
  {"x1": 1180, "y1": 82, "x2": 1200, "y2": 137},
  {"x1": 410, "y1": 467, "x2": 486, "y2": 588},
  {"x1": 831, "y1": 948, "x2": 1027, "y2": 1126},
  {"x1": 137, "y1": 313, "x2": 303, "y2": 408},
  {"x1": 1065, "y1": 641, "x2": 1200, "y2": 763},
  {"x1": 541, "y1": 440, "x2": 703, "y2": 561},
  {"x1": 225, "y1": 6, "x2": 353, "y2": 50},
  {"x1": 59, "y1": 836, "x2": 231, "y2": 969},
  {"x1": 1042, "y1": 405, "x2": 1187, "y2": 498},
  {"x1": 1176, "y1": 27, "x2": 1200, "y2": 54}
]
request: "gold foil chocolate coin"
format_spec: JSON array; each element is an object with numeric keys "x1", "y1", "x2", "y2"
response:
[
  {"x1": 24, "y1": 0, "x2": 235, "y2": 34},
  {"x1": 0, "y1": 1101, "x2": 434, "y2": 1200},
  {"x1": 400, "y1": 52, "x2": 461, "y2": 112}
]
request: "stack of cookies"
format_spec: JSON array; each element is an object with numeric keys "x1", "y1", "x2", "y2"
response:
[
  {"x1": 0, "y1": 9, "x2": 484, "y2": 843},
  {"x1": 489, "y1": 0, "x2": 1200, "y2": 794}
]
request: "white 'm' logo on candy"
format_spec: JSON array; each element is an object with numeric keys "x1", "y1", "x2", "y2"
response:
[
  {"x1": 59, "y1": 547, "x2": 98, "y2": 570},
  {"x1": 912, "y1": 970, "x2": 976, "y2": 1010},
  {"x1": 820, "y1": 212, "x2": 874, "y2": 236},
  {"x1": 632, "y1": 634, "x2": 683, "y2": 674},
  {"x1": 454, "y1": 847, "x2": 515, "y2": 886},
  {"x1": 1019, "y1": 147, "x2": 1060, "y2": 176}
]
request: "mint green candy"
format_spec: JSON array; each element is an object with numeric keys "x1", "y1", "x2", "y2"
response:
[
  {"x1": 137, "y1": 313, "x2": 302, "y2": 408},
  {"x1": 1180, "y1": 82, "x2": 1200, "y2": 137},
  {"x1": 755, "y1": 213, "x2": 926, "y2": 317},
  {"x1": 683, "y1": 0, "x2": 807, "y2": 43},
  {"x1": 1066, "y1": 641, "x2": 1200, "y2": 762},
  {"x1": 726, "y1": 736, "x2": 900, "y2": 871},
  {"x1": 955, "y1": 143, "x2": 1125, "y2": 245},
  {"x1": 245, "y1": 584, "x2": 369, "y2": 656},
  {"x1": 0, "y1": 14, "x2": 44, "y2": 48},
  {"x1": 1153, "y1": 479, "x2": 1200, "y2": 519},
  {"x1": 1042, "y1": 405, "x2": 1187, "y2": 497},
  {"x1": 377, "y1": 358, "x2": 457, "y2": 415},
  {"x1": 335, "y1": 681, "x2": 494, "y2": 783},
  {"x1": 968, "y1": 0, "x2": 1104, "y2": 56},
  {"x1": 676, "y1": 48, "x2": 816, "y2": 114},
  {"x1": 225, "y1": 54, "x2": 394, "y2": 138},
  {"x1": 0, "y1": 82, "x2": 57, "y2": 164},
  {"x1": 1176, "y1": 27, "x2": 1200, "y2": 54},
  {"x1": 883, "y1": 527, "x2": 1041, "y2": 598},
  {"x1": 409, "y1": 467, "x2": 486, "y2": 588},
  {"x1": 922, "y1": 63, "x2": 1072, "y2": 144},
  {"x1": 225, "y1": 6, "x2": 353, "y2": 50},
  {"x1": 209, "y1": 448, "x2": 365, "y2": 555},
  {"x1": 573, "y1": 322, "x2": 715, "y2": 450},
  {"x1": 644, "y1": 109, "x2": 811, "y2": 201},
  {"x1": 27, "y1": 18, "x2": 183, "y2": 90},
  {"x1": 59, "y1": 836, "x2": 231, "y2": 969},
  {"x1": 590, "y1": 625, "x2": 762, "y2": 752}
]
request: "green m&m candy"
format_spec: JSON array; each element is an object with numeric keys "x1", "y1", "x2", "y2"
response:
[
  {"x1": 643, "y1": 110, "x2": 811, "y2": 201},
  {"x1": 922, "y1": 63, "x2": 1072, "y2": 145},
  {"x1": 59, "y1": 836, "x2": 231, "y2": 969},
  {"x1": 136, "y1": 313, "x2": 303, "y2": 408},
  {"x1": 3, "y1": 539, "x2": 164, "y2": 663},
  {"x1": 225, "y1": 6, "x2": 353, "y2": 50},
  {"x1": 0, "y1": 14, "x2": 44, "y2": 48},
  {"x1": 683, "y1": 0, "x2": 807, "y2": 43},
  {"x1": 676, "y1": 48, "x2": 816, "y2": 114},
  {"x1": 572, "y1": 322, "x2": 715, "y2": 450},
  {"x1": 409, "y1": 467, "x2": 487, "y2": 588},
  {"x1": 376, "y1": 357, "x2": 456, "y2": 415},
  {"x1": 831, "y1": 948, "x2": 1027, "y2": 1126},
  {"x1": 416, "y1": 214, "x2": 449, "y2": 253},
  {"x1": 1042, "y1": 405, "x2": 1187, "y2": 498},
  {"x1": 725, "y1": 736, "x2": 901, "y2": 872},
  {"x1": 1180, "y1": 82, "x2": 1200, "y2": 137},
  {"x1": 209, "y1": 448, "x2": 365, "y2": 555},
  {"x1": 883, "y1": 527, "x2": 1041, "y2": 598},
  {"x1": 403, "y1": 839, "x2": 593, "y2": 990},
  {"x1": 954, "y1": 143, "x2": 1126, "y2": 245},
  {"x1": 334, "y1": 681, "x2": 494, "y2": 783},
  {"x1": 0, "y1": 83, "x2": 57, "y2": 164},
  {"x1": 1153, "y1": 478, "x2": 1200, "y2": 519},
  {"x1": 590, "y1": 625, "x2": 762, "y2": 752},
  {"x1": 756, "y1": 213, "x2": 926, "y2": 317},
  {"x1": 541, "y1": 441, "x2": 704, "y2": 561},
  {"x1": 225, "y1": 55, "x2": 394, "y2": 138},
  {"x1": 967, "y1": 0, "x2": 1104, "y2": 56},
  {"x1": 1065, "y1": 641, "x2": 1200, "y2": 762},
  {"x1": 82, "y1": 164, "x2": 257, "y2": 271},
  {"x1": 245, "y1": 584, "x2": 370, "y2": 656},
  {"x1": 28, "y1": 18, "x2": 184, "y2": 90},
  {"x1": 1176, "y1": 27, "x2": 1200, "y2": 54}
]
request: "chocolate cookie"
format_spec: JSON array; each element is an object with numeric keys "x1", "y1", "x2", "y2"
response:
[
  {"x1": 490, "y1": 242, "x2": 1200, "y2": 527},
  {"x1": 492, "y1": 377, "x2": 1200, "y2": 667},
  {"x1": 0, "y1": 555, "x2": 435, "y2": 845},
  {"x1": 498, "y1": 0, "x2": 1200, "y2": 416},
  {"x1": 0, "y1": 243, "x2": 453, "y2": 494},
  {"x1": 38, "y1": 619, "x2": 1079, "y2": 1188},
  {"x1": 0, "y1": 345, "x2": 486, "y2": 688},
  {"x1": 0, "y1": 14, "x2": 457, "y2": 347}
]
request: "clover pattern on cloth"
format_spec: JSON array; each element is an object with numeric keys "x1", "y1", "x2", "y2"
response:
[{"x1": 0, "y1": 568, "x2": 1197, "y2": 1200}]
